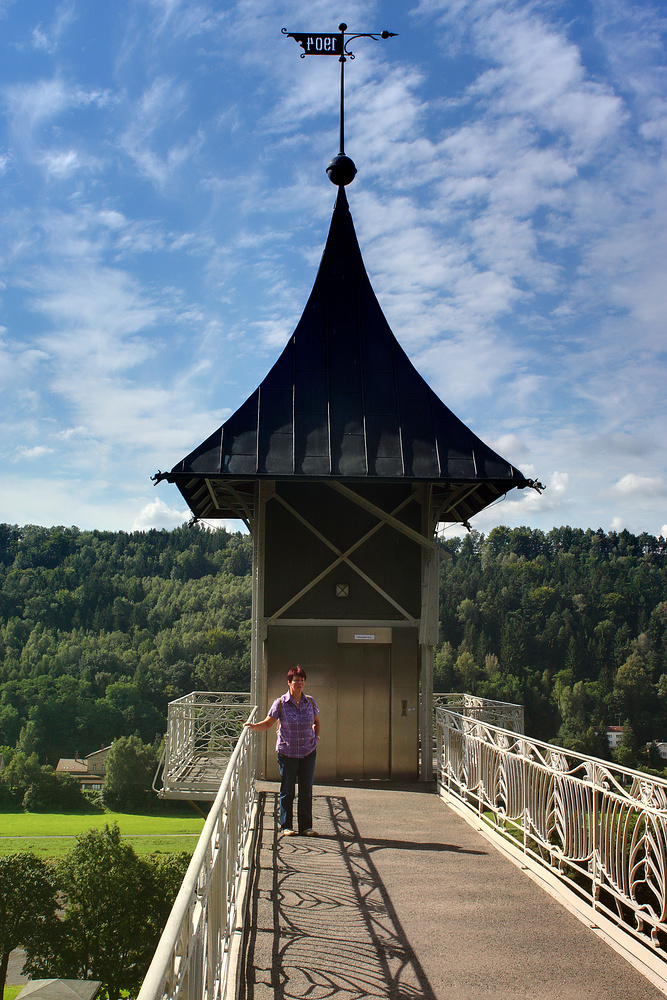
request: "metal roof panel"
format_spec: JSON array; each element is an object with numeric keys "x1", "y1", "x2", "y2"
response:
[{"x1": 159, "y1": 186, "x2": 534, "y2": 519}]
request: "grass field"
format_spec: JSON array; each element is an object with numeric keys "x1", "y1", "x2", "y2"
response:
[
  {"x1": 4, "y1": 985, "x2": 23, "y2": 1000},
  {"x1": 0, "y1": 811, "x2": 205, "y2": 858}
]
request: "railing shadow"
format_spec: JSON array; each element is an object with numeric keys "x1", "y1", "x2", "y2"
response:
[{"x1": 242, "y1": 792, "x2": 449, "y2": 1000}]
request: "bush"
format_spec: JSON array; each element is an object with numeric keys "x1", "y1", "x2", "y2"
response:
[
  {"x1": 102, "y1": 736, "x2": 157, "y2": 812},
  {"x1": 22, "y1": 767, "x2": 89, "y2": 812}
]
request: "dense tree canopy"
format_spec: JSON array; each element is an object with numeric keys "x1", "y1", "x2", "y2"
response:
[
  {"x1": 1, "y1": 521, "x2": 666, "y2": 774},
  {"x1": 436, "y1": 526, "x2": 667, "y2": 762},
  {"x1": 0, "y1": 523, "x2": 252, "y2": 767},
  {"x1": 25, "y1": 825, "x2": 191, "y2": 1000},
  {"x1": 103, "y1": 735, "x2": 158, "y2": 812},
  {"x1": 0, "y1": 852, "x2": 60, "y2": 997}
]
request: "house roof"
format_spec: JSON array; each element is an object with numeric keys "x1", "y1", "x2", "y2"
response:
[
  {"x1": 56, "y1": 747, "x2": 111, "y2": 774},
  {"x1": 155, "y1": 186, "x2": 537, "y2": 525},
  {"x1": 56, "y1": 759, "x2": 87, "y2": 774}
]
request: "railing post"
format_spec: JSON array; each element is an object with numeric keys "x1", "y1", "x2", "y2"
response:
[
  {"x1": 591, "y1": 763, "x2": 598, "y2": 914},
  {"x1": 477, "y1": 725, "x2": 482, "y2": 819},
  {"x1": 522, "y1": 739, "x2": 527, "y2": 856}
]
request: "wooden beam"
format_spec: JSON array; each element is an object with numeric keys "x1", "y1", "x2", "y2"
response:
[{"x1": 327, "y1": 482, "x2": 436, "y2": 551}]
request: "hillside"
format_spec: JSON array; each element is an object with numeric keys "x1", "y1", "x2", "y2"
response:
[
  {"x1": 437, "y1": 526, "x2": 667, "y2": 758},
  {"x1": 1, "y1": 522, "x2": 666, "y2": 768},
  {"x1": 0, "y1": 523, "x2": 252, "y2": 763}
]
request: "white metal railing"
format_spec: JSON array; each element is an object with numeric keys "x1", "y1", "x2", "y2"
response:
[
  {"x1": 434, "y1": 692, "x2": 524, "y2": 733},
  {"x1": 436, "y1": 707, "x2": 667, "y2": 957},
  {"x1": 139, "y1": 711, "x2": 257, "y2": 1000},
  {"x1": 156, "y1": 692, "x2": 252, "y2": 799}
]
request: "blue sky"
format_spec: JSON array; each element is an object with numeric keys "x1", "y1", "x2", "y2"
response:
[{"x1": 1, "y1": 0, "x2": 666, "y2": 538}]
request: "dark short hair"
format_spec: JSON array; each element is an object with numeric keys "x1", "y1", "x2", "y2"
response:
[{"x1": 287, "y1": 665, "x2": 307, "y2": 682}]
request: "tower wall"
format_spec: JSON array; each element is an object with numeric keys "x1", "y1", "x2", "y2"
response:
[{"x1": 254, "y1": 481, "x2": 431, "y2": 781}]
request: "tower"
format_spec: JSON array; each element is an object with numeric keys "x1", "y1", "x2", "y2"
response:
[{"x1": 154, "y1": 29, "x2": 538, "y2": 780}]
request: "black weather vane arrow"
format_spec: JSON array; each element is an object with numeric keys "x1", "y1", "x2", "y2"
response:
[
  {"x1": 282, "y1": 22, "x2": 397, "y2": 186},
  {"x1": 282, "y1": 24, "x2": 396, "y2": 58}
]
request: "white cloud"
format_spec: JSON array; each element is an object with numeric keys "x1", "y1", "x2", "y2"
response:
[
  {"x1": 611, "y1": 474, "x2": 666, "y2": 498},
  {"x1": 41, "y1": 149, "x2": 82, "y2": 178},
  {"x1": 120, "y1": 76, "x2": 202, "y2": 189},
  {"x1": 3, "y1": 77, "x2": 109, "y2": 162},
  {"x1": 14, "y1": 445, "x2": 53, "y2": 460},
  {"x1": 132, "y1": 497, "x2": 189, "y2": 531},
  {"x1": 31, "y1": 27, "x2": 50, "y2": 51},
  {"x1": 33, "y1": 265, "x2": 162, "y2": 368},
  {"x1": 55, "y1": 425, "x2": 88, "y2": 440},
  {"x1": 489, "y1": 433, "x2": 531, "y2": 463},
  {"x1": 481, "y1": 469, "x2": 570, "y2": 524},
  {"x1": 30, "y1": 5, "x2": 77, "y2": 54}
]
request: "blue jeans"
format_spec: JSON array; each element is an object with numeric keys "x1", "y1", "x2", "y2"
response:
[{"x1": 277, "y1": 750, "x2": 317, "y2": 833}]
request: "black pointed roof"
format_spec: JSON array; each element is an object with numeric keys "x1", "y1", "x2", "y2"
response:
[{"x1": 157, "y1": 187, "x2": 533, "y2": 523}]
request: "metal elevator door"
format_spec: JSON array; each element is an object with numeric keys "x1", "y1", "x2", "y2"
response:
[{"x1": 336, "y1": 643, "x2": 391, "y2": 779}]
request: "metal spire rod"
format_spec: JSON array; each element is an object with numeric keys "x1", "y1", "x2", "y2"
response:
[
  {"x1": 283, "y1": 23, "x2": 396, "y2": 182},
  {"x1": 339, "y1": 27, "x2": 346, "y2": 154}
]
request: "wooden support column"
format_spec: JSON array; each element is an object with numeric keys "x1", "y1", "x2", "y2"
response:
[
  {"x1": 419, "y1": 486, "x2": 439, "y2": 781},
  {"x1": 251, "y1": 481, "x2": 268, "y2": 777}
]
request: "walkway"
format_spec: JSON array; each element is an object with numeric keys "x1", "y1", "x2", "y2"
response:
[{"x1": 240, "y1": 781, "x2": 666, "y2": 1000}]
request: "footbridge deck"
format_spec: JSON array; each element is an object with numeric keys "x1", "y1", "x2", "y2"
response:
[
  {"x1": 140, "y1": 697, "x2": 667, "y2": 1000},
  {"x1": 241, "y1": 780, "x2": 665, "y2": 1000}
]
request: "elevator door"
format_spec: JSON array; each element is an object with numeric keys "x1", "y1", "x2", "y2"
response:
[{"x1": 336, "y1": 642, "x2": 391, "y2": 779}]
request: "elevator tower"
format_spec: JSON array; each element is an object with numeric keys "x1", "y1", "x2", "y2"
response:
[{"x1": 154, "y1": 28, "x2": 539, "y2": 779}]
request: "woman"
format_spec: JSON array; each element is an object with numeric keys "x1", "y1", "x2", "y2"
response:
[{"x1": 245, "y1": 665, "x2": 320, "y2": 837}]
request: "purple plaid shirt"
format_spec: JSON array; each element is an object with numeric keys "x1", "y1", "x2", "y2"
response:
[{"x1": 269, "y1": 692, "x2": 319, "y2": 757}]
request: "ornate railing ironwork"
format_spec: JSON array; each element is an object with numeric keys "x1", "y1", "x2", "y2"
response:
[
  {"x1": 436, "y1": 707, "x2": 667, "y2": 956},
  {"x1": 139, "y1": 712, "x2": 258, "y2": 1000},
  {"x1": 434, "y1": 692, "x2": 524, "y2": 733},
  {"x1": 156, "y1": 692, "x2": 253, "y2": 800}
]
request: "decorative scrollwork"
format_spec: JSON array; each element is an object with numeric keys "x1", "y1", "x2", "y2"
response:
[
  {"x1": 436, "y1": 703, "x2": 667, "y2": 954},
  {"x1": 549, "y1": 750, "x2": 569, "y2": 772},
  {"x1": 342, "y1": 30, "x2": 397, "y2": 59},
  {"x1": 629, "y1": 814, "x2": 667, "y2": 924}
]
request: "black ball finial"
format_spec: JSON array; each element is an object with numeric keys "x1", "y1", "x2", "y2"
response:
[{"x1": 326, "y1": 153, "x2": 357, "y2": 186}]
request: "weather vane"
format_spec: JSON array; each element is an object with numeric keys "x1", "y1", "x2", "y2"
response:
[{"x1": 282, "y1": 23, "x2": 397, "y2": 185}]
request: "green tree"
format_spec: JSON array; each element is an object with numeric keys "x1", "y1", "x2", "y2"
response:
[
  {"x1": 433, "y1": 641, "x2": 455, "y2": 690},
  {"x1": 22, "y1": 766, "x2": 88, "y2": 813},
  {"x1": 102, "y1": 735, "x2": 157, "y2": 812},
  {"x1": 0, "y1": 853, "x2": 60, "y2": 998},
  {"x1": 612, "y1": 720, "x2": 639, "y2": 769},
  {"x1": 2, "y1": 750, "x2": 41, "y2": 802},
  {"x1": 454, "y1": 650, "x2": 481, "y2": 692},
  {"x1": 612, "y1": 651, "x2": 655, "y2": 743},
  {"x1": 0, "y1": 704, "x2": 20, "y2": 746},
  {"x1": 39, "y1": 825, "x2": 163, "y2": 1000},
  {"x1": 148, "y1": 851, "x2": 192, "y2": 925}
]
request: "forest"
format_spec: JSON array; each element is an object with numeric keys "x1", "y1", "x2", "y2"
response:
[
  {"x1": 435, "y1": 525, "x2": 667, "y2": 765},
  {"x1": 0, "y1": 523, "x2": 252, "y2": 768},
  {"x1": 1, "y1": 521, "x2": 666, "y2": 773}
]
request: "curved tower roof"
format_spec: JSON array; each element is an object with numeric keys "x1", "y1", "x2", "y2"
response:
[{"x1": 155, "y1": 187, "x2": 535, "y2": 524}]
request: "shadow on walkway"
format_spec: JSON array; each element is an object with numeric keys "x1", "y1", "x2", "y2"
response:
[
  {"x1": 240, "y1": 782, "x2": 666, "y2": 1000},
  {"x1": 243, "y1": 790, "x2": 435, "y2": 999}
]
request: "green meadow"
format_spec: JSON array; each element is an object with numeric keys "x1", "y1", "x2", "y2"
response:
[{"x1": 0, "y1": 811, "x2": 205, "y2": 858}]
